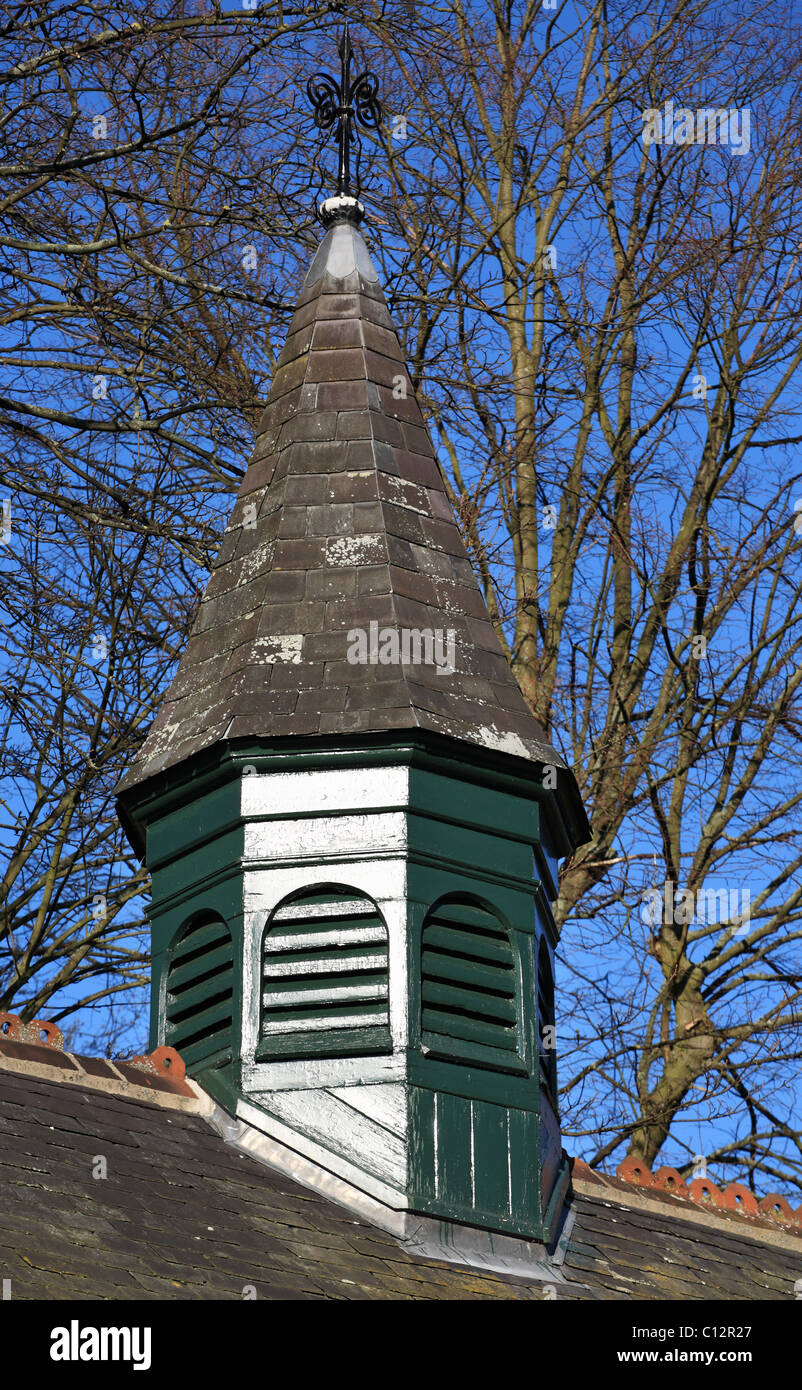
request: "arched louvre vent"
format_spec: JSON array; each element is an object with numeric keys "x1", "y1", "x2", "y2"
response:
[
  {"x1": 257, "y1": 887, "x2": 391, "y2": 1061},
  {"x1": 420, "y1": 897, "x2": 524, "y2": 1074},
  {"x1": 165, "y1": 916, "x2": 234, "y2": 1070}
]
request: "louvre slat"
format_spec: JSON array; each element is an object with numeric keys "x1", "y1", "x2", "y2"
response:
[
  {"x1": 175, "y1": 1030, "x2": 231, "y2": 1067},
  {"x1": 167, "y1": 942, "x2": 233, "y2": 992},
  {"x1": 265, "y1": 923, "x2": 386, "y2": 951},
  {"x1": 422, "y1": 949, "x2": 513, "y2": 995},
  {"x1": 422, "y1": 1007, "x2": 518, "y2": 1051},
  {"x1": 422, "y1": 923, "x2": 512, "y2": 966},
  {"x1": 167, "y1": 991, "x2": 233, "y2": 1038},
  {"x1": 171, "y1": 921, "x2": 230, "y2": 963},
  {"x1": 263, "y1": 979, "x2": 388, "y2": 1007},
  {"x1": 167, "y1": 970, "x2": 233, "y2": 1017},
  {"x1": 428, "y1": 903, "x2": 503, "y2": 931},
  {"x1": 421, "y1": 978, "x2": 516, "y2": 1024},
  {"x1": 261, "y1": 1004, "x2": 387, "y2": 1034},
  {"x1": 422, "y1": 1030, "x2": 526, "y2": 1074},
  {"x1": 263, "y1": 949, "x2": 387, "y2": 978},
  {"x1": 273, "y1": 900, "x2": 377, "y2": 923}
]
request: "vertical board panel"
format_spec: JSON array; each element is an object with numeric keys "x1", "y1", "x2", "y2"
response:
[
  {"x1": 409, "y1": 1084, "x2": 436, "y2": 1203},
  {"x1": 472, "y1": 1100, "x2": 511, "y2": 1218},
  {"x1": 435, "y1": 1091, "x2": 472, "y2": 1209},
  {"x1": 508, "y1": 1107, "x2": 541, "y2": 1228}
]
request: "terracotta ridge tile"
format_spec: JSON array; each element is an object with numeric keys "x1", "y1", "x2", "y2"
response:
[{"x1": 569, "y1": 1153, "x2": 802, "y2": 1241}]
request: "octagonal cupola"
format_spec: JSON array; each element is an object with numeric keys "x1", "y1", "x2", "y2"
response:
[{"x1": 117, "y1": 25, "x2": 589, "y2": 1252}]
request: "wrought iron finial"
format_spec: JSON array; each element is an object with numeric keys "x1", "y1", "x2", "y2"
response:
[{"x1": 306, "y1": 20, "x2": 382, "y2": 221}]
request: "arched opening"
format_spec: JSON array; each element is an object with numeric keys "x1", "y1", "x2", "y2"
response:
[
  {"x1": 257, "y1": 884, "x2": 391, "y2": 1061},
  {"x1": 420, "y1": 895, "x2": 522, "y2": 1073},
  {"x1": 165, "y1": 913, "x2": 234, "y2": 1069}
]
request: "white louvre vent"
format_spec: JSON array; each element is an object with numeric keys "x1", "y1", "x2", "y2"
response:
[{"x1": 257, "y1": 887, "x2": 391, "y2": 1061}]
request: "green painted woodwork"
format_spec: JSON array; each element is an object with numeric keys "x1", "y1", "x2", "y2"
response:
[
  {"x1": 257, "y1": 886, "x2": 391, "y2": 1061},
  {"x1": 117, "y1": 729, "x2": 580, "y2": 1244},
  {"x1": 420, "y1": 897, "x2": 523, "y2": 1074},
  {"x1": 164, "y1": 914, "x2": 234, "y2": 1070},
  {"x1": 406, "y1": 853, "x2": 564, "y2": 1239},
  {"x1": 408, "y1": 1086, "x2": 548, "y2": 1239},
  {"x1": 537, "y1": 937, "x2": 558, "y2": 1099},
  {"x1": 140, "y1": 776, "x2": 245, "y2": 1096}
]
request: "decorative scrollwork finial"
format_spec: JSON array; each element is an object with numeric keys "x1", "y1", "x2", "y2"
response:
[{"x1": 306, "y1": 20, "x2": 382, "y2": 220}]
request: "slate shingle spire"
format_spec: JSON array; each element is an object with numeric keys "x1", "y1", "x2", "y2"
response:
[{"x1": 118, "y1": 213, "x2": 570, "y2": 795}]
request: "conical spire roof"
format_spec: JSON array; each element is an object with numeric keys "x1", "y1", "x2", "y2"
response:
[{"x1": 117, "y1": 217, "x2": 567, "y2": 795}]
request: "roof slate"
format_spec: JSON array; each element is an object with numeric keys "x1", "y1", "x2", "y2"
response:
[
  {"x1": 1, "y1": 1055, "x2": 798, "y2": 1301},
  {"x1": 117, "y1": 220, "x2": 562, "y2": 795}
]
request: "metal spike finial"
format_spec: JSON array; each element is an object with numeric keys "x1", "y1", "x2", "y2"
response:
[{"x1": 306, "y1": 19, "x2": 382, "y2": 220}]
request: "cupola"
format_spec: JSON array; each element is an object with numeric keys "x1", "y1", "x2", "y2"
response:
[{"x1": 117, "y1": 22, "x2": 590, "y2": 1256}]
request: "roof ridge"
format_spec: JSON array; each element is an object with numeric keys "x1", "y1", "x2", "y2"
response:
[
  {"x1": 571, "y1": 1155, "x2": 802, "y2": 1243},
  {"x1": 0, "y1": 1020, "x2": 201, "y2": 1112}
]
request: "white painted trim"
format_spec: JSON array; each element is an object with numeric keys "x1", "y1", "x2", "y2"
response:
[
  {"x1": 243, "y1": 812, "x2": 408, "y2": 863},
  {"x1": 241, "y1": 857, "x2": 409, "y2": 1072},
  {"x1": 243, "y1": 1055, "x2": 404, "y2": 1091},
  {"x1": 240, "y1": 766, "x2": 410, "y2": 821},
  {"x1": 234, "y1": 1096, "x2": 407, "y2": 1209}
]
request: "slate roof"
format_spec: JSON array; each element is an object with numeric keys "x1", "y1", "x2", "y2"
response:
[
  {"x1": 117, "y1": 217, "x2": 564, "y2": 796},
  {"x1": 2, "y1": 1039, "x2": 799, "y2": 1301}
]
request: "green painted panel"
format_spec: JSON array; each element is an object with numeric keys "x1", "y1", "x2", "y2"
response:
[
  {"x1": 508, "y1": 1106, "x2": 540, "y2": 1225},
  {"x1": 255, "y1": 1024, "x2": 391, "y2": 1061},
  {"x1": 435, "y1": 1091, "x2": 472, "y2": 1210},
  {"x1": 408, "y1": 814, "x2": 534, "y2": 884},
  {"x1": 409, "y1": 1037, "x2": 537, "y2": 1101},
  {"x1": 408, "y1": 1084, "x2": 548, "y2": 1239},
  {"x1": 145, "y1": 778, "x2": 243, "y2": 869},
  {"x1": 150, "y1": 826, "x2": 244, "y2": 914},
  {"x1": 472, "y1": 1101, "x2": 510, "y2": 1217},
  {"x1": 409, "y1": 765, "x2": 541, "y2": 844},
  {"x1": 408, "y1": 1083, "x2": 436, "y2": 1202}
]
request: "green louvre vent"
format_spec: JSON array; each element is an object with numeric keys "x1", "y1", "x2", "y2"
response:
[
  {"x1": 165, "y1": 915, "x2": 234, "y2": 1070},
  {"x1": 420, "y1": 897, "x2": 525, "y2": 1074},
  {"x1": 257, "y1": 886, "x2": 391, "y2": 1061}
]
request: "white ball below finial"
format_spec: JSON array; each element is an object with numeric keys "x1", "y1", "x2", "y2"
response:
[{"x1": 319, "y1": 194, "x2": 365, "y2": 225}]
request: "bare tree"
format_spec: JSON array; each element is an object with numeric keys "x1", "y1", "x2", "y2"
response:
[
  {"x1": 378, "y1": 0, "x2": 802, "y2": 1190},
  {"x1": 0, "y1": 0, "x2": 334, "y2": 1047},
  {"x1": 1, "y1": 0, "x2": 801, "y2": 1190}
]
